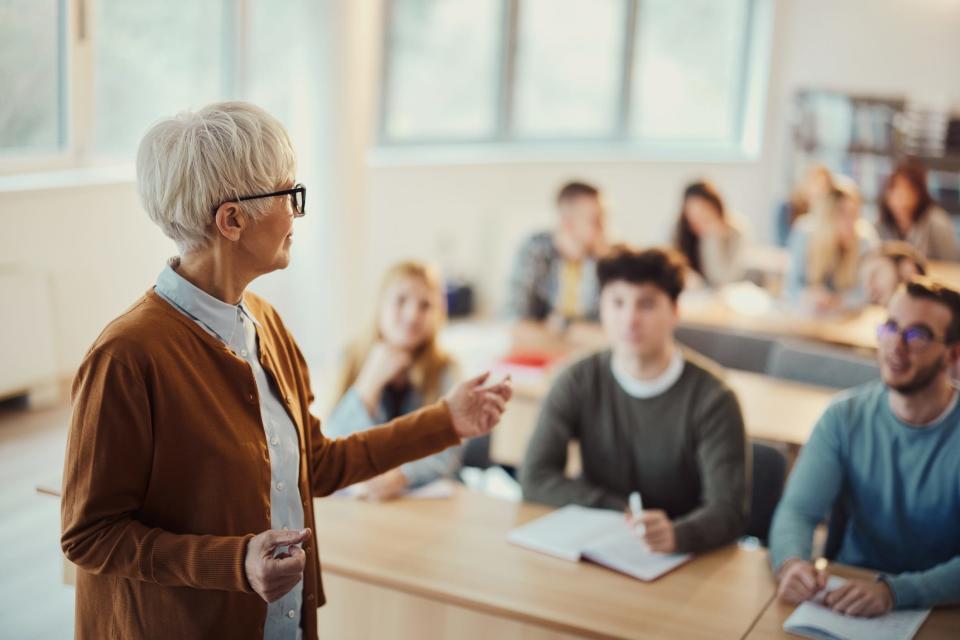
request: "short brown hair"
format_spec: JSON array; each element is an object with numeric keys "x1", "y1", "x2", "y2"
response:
[
  {"x1": 597, "y1": 245, "x2": 687, "y2": 302},
  {"x1": 903, "y1": 277, "x2": 960, "y2": 343},
  {"x1": 556, "y1": 181, "x2": 600, "y2": 206}
]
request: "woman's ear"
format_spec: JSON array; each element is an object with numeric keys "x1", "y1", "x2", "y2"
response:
[{"x1": 213, "y1": 202, "x2": 248, "y2": 242}]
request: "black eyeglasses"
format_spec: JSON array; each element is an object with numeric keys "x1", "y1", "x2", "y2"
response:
[
  {"x1": 218, "y1": 183, "x2": 306, "y2": 217},
  {"x1": 876, "y1": 320, "x2": 947, "y2": 351}
]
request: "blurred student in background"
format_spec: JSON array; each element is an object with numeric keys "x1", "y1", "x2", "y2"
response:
[
  {"x1": 507, "y1": 181, "x2": 608, "y2": 352},
  {"x1": 785, "y1": 176, "x2": 879, "y2": 313},
  {"x1": 860, "y1": 241, "x2": 927, "y2": 307},
  {"x1": 673, "y1": 180, "x2": 748, "y2": 288},
  {"x1": 876, "y1": 161, "x2": 958, "y2": 261},
  {"x1": 776, "y1": 164, "x2": 835, "y2": 246},
  {"x1": 327, "y1": 261, "x2": 465, "y2": 500}
]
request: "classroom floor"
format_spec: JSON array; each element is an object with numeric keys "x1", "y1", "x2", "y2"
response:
[{"x1": 0, "y1": 397, "x2": 75, "y2": 640}]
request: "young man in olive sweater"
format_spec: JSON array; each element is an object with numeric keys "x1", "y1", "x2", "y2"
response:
[{"x1": 520, "y1": 245, "x2": 749, "y2": 554}]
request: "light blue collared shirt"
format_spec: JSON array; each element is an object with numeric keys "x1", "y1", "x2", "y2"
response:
[{"x1": 155, "y1": 259, "x2": 304, "y2": 640}]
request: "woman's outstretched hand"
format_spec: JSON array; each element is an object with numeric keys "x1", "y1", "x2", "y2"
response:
[{"x1": 444, "y1": 371, "x2": 513, "y2": 438}]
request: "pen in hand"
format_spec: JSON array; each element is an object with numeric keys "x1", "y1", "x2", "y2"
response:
[{"x1": 629, "y1": 491, "x2": 645, "y2": 536}]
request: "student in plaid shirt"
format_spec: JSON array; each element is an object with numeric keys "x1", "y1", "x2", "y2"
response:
[{"x1": 507, "y1": 181, "x2": 608, "y2": 332}]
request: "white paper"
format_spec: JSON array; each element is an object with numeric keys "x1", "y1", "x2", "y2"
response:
[
  {"x1": 582, "y1": 525, "x2": 692, "y2": 582},
  {"x1": 783, "y1": 576, "x2": 931, "y2": 640},
  {"x1": 507, "y1": 505, "x2": 624, "y2": 562}
]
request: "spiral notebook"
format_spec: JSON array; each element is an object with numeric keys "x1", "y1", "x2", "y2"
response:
[{"x1": 507, "y1": 505, "x2": 692, "y2": 581}]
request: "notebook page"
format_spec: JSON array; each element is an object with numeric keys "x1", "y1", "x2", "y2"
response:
[
  {"x1": 784, "y1": 576, "x2": 930, "y2": 640},
  {"x1": 582, "y1": 525, "x2": 692, "y2": 581},
  {"x1": 507, "y1": 505, "x2": 624, "y2": 562}
]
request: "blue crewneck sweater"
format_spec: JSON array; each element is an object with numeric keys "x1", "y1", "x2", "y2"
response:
[{"x1": 770, "y1": 381, "x2": 960, "y2": 609}]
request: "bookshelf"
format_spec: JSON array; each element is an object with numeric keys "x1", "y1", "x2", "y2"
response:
[{"x1": 788, "y1": 89, "x2": 960, "y2": 223}]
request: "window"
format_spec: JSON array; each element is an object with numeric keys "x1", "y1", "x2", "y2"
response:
[
  {"x1": 380, "y1": 0, "x2": 770, "y2": 153},
  {"x1": 93, "y1": 1, "x2": 228, "y2": 157},
  {"x1": 382, "y1": 0, "x2": 502, "y2": 142},
  {"x1": 246, "y1": 0, "x2": 314, "y2": 126},
  {"x1": 0, "y1": 0, "x2": 315, "y2": 172},
  {"x1": 630, "y1": 0, "x2": 750, "y2": 142},
  {"x1": 0, "y1": 0, "x2": 65, "y2": 156},
  {"x1": 513, "y1": 0, "x2": 626, "y2": 139}
]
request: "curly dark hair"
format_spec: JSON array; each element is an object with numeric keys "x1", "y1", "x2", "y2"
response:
[{"x1": 597, "y1": 245, "x2": 687, "y2": 302}]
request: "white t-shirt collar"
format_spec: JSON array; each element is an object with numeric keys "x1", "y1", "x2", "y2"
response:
[{"x1": 611, "y1": 349, "x2": 685, "y2": 399}]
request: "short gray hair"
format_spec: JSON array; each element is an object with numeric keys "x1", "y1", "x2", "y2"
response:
[{"x1": 136, "y1": 101, "x2": 297, "y2": 252}]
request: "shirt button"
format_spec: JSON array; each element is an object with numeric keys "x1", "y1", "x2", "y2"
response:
[
  {"x1": 287, "y1": 610, "x2": 296, "y2": 619},
  {"x1": 240, "y1": 349, "x2": 248, "y2": 357},
  {"x1": 276, "y1": 481, "x2": 285, "y2": 491},
  {"x1": 247, "y1": 392, "x2": 255, "y2": 403},
  {"x1": 307, "y1": 593, "x2": 315, "y2": 602},
  {"x1": 270, "y1": 435, "x2": 280, "y2": 446}
]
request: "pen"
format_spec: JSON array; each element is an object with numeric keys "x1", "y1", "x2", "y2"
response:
[
  {"x1": 629, "y1": 491, "x2": 645, "y2": 536},
  {"x1": 814, "y1": 557, "x2": 830, "y2": 589}
]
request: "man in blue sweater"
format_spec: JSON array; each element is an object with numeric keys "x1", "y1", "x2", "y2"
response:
[{"x1": 770, "y1": 278, "x2": 960, "y2": 617}]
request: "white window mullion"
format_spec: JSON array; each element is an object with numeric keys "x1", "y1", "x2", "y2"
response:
[{"x1": 70, "y1": 0, "x2": 95, "y2": 166}]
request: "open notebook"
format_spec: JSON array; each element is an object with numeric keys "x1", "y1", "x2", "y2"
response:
[
  {"x1": 507, "y1": 505, "x2": 692, "y2": 581},
  {"x1": 783, "y1": 576, "x2": 930, "y2": 640}
]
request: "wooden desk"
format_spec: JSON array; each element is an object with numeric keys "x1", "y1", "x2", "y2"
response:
[
  {"x1": 746, "y1": 565, "x2": 960, "y2": 640},
  {"x1": 490, "y1": 368, "x2": 834, "y2": 468},
  {"x1": 314, "y1": 488, "x2": 775, "y2": 639},
  {"x1": 725, "y1": 371, "x2": 834, "y2": 446},
  {"x1": 928, "y1": 260, "x2": 960, "y2": 290},
  {"x1": 679, "y1": 293, "x2": 884, "y2": 354}
]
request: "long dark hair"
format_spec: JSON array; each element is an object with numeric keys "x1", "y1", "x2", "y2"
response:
[
  {"x1": 879, "y1": 161, "x2": 934, "y2": 235},
  {"x1": 674, "y1": 180, "x2": 726, "y2": 276}
]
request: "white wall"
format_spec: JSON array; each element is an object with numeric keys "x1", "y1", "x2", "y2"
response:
[
  {"x1": 3, "y1": 0, "x2": 960, "y2": 384},
  {"x1": 0, "y1": 181, "x2": 172, "y2": 373}
]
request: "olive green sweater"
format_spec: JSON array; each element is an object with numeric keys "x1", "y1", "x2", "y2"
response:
[{"x1": 520, "y1": 349, "x2": 750, "y2": 553}]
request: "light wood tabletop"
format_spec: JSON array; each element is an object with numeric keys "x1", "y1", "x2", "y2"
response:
[
  {"x1": 928, "y1": 260, "x2": 960, "y2": 290},
  {"x1": 745, "y1": 564, "x2": 960, "y2": 640},
  {"x1": 314, "y1": 488, "x2": 776, "y2": 640}
]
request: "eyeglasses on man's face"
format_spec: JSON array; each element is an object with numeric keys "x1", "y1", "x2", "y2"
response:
[{"x1": 876, "y1": 319, "x2": 949, "y2": 351}]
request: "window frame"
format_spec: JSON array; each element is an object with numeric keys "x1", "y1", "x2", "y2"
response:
[
  {"x1": 0, "y1": 0, "x2": 246, "y2": 176},
  {"x1": 376, "y1": 0, "x2": 773, "y2": 159},
  {"x1": 0, "y1": 0, "x2": 72, "y2": 173}
]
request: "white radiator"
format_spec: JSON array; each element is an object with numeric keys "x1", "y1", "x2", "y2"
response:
[{"x1": 0, "y1": 268, "x2": 58, "y2": 400}]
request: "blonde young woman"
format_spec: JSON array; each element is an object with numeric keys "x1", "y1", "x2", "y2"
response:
[
  {"x1": 784, "y1": 177, "x2": 879, "y2": 312},
  {"x1": 326, "y1": 261, "x2": 464, "y2": 500}
]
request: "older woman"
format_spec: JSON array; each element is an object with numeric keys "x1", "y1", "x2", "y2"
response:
[{"x1": 60, "y1": 102, "x2": 512, "y2": 640}]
